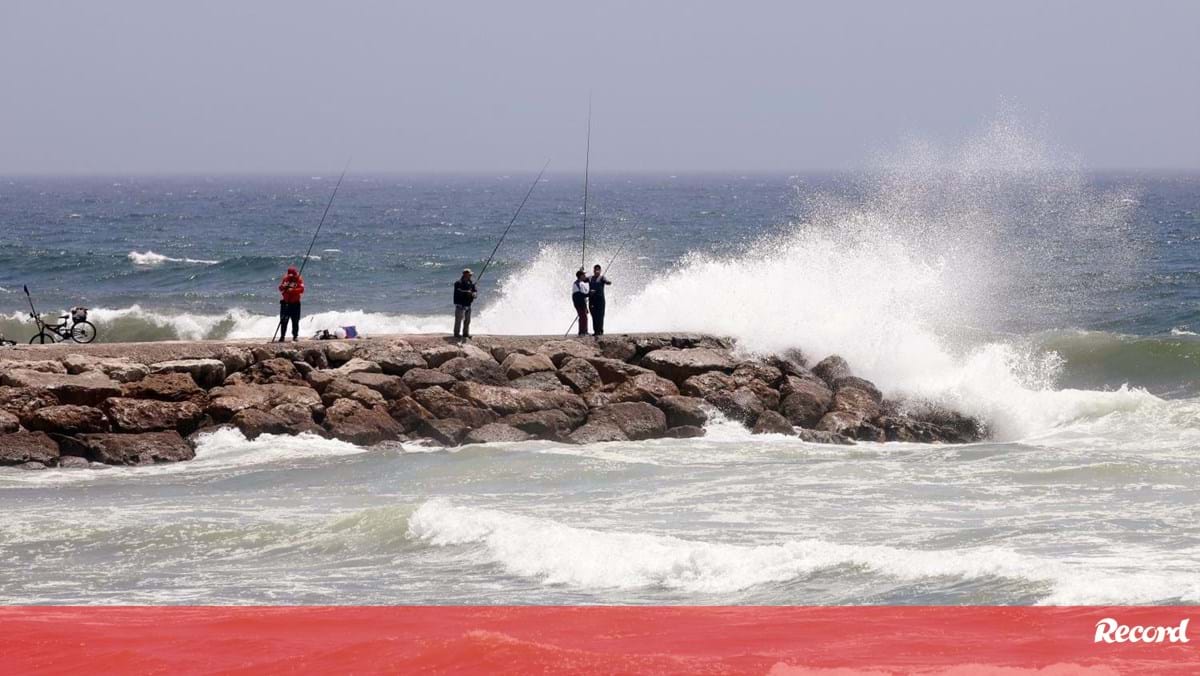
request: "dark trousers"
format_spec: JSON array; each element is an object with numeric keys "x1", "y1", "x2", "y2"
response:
[
  {"x1": 454, "y1": 304, "x2": 472, "y2": 337},
  {"x1": 279, "y1": 301, "x2": 301, "y2": 339},
  {"x1": 572, "y1": 293, "x2": 588, "y2": 335},
  {"x1": 589, "y1": 298, "x2": 606, "y2": 335}
]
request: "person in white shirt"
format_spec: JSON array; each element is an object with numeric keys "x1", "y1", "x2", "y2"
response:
[{"x1": 571, "y1": 270, "x2": 590, "y2": 336}]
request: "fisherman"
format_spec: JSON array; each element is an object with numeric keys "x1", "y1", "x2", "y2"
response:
[
  {"x1": 453, "y1": 268, "x2": 477, "y2": 340},
  {"x1": 572, "y1": 269, "x2": 590, "y2": 336},
  {"x1": 588, "y1": 263, "x2": 611, "y2": 336},
  {"x1": 277, "y1": 266, "x2": 305, "y2": 342}
]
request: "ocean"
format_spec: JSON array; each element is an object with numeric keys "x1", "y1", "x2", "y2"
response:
[{"x1": 1, "y1": 127, "x2": 1199, "y2": 605}]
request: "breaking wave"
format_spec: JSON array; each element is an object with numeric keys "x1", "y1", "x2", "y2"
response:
[
  {"x1": 478, "y1": 114, "x2": 1171, "y2": 441},
  {"x1": 408, "y1": 499, "x2": 1200, "y2": 605},
  {"x1": 128, "y1": 250, "x2": 219, "y2": 266}
]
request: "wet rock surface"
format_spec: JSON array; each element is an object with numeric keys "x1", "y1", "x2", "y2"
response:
[{"x1": 0, "y1": 333, "x2": 986, "y2": 467}]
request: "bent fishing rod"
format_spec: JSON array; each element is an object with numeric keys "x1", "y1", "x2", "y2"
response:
[
  {"x1": 475, "y1": 159, "x2": 551, "y2": 286},
  {"x1": 272, "y1": 161, "x2": 350, "y2": 341},
  {"x1": 564, "y1": 232, "x2": 634, "y2": 337}
]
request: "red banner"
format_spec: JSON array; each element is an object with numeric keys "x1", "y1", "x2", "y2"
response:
[{"x1": 4, "y1": 606, "x2": 1198, "y2": 674}]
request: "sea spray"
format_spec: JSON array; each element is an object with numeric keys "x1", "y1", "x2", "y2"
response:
[{"x1": 479, "y1": 115, "x2": 1145, "y2": 439}]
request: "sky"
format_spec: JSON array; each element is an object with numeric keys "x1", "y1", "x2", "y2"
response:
[{"x1": 1, "y1": 0, "x2": 1197, "y2": 174}]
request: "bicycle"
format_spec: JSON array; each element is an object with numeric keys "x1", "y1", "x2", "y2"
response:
[{"x1": 29, "y1": 308, "x2": 96, "y2": 344}]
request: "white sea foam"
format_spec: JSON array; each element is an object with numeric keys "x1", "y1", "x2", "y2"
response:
[
  {"x1": 407, "y1": 499, "x2": 1200, "y2": 604},
  {"x1": 0, "y1": 305, "x2": 453, "y2": 342},
  {"x1": 128, "y1": 250, "x2": 219, "y2": 265}
]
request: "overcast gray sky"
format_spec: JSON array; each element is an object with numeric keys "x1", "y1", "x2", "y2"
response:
[{"x1": 1, "y1": 0, "x2": 1196, "y2": 173}]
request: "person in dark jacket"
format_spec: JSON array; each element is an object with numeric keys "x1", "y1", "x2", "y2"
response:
[
  {"x1": 277, "y1": 266, "x2": 305, "y2": 342},
  {"x1": 572, "y1": 269, "x2": 590, "y2": 336},
  {"x1": 588, "y1": 264, "x2": 611, "y2": 336},
  {"x1": 453, "y1": 268, "x2": 477, "y2": 339}
]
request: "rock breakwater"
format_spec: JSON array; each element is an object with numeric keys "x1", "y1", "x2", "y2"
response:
[{"x1": 0, "y1": 333, "x2": 985, "y2": 469}]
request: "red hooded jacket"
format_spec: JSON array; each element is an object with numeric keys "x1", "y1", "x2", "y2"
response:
[{"x1": 279, "y1": 267, "x2": 305, "y2": 303}]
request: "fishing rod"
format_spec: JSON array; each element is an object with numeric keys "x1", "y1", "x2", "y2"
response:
[
  {"x1": 299, "y1": 160, "x2": 350, "y2": 276},
  {"x1": 580, "y1": 95, "x2": 591, "y2": 272},
  {"x1": 564, "y1": 232, "x2": 634, "y2": 337},
  {"x1": 475, "y1": 159, "x2": 551, "y2": 286},
  {"x1": 272, "y1": 161, "x2": 350, "y2": 341}
]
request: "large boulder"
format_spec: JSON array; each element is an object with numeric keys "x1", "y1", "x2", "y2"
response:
[
  {"x1": 499, "y1": 410, "x2": 579, "y2": 440},
  {"x1": 438, "y1": 357, "x2": 508, "y2": 386},
  {"x1": 883, "y1": 406, "x2": 986, "y2": 443},
  {"x1": 811, "y1": 355, "x2": 852, "y2": 387},
  {"x1": 58, "y1": 455, "x2": 91, "y2": 469},
  {"x1": 656, "y1": 395, "x2": 709, "y2": 428},
  {"x1": 270, "y1": 403, "x2": 324, "y2": 434},
  {"x1": 0, "y1": 370, "x2": 121, "y2": 406},
  {"x1": 639, "y1": 347, "x2": 737, "y2": 383},
  {"x1": 913, "y1": 407, "x2": 986, "y2": 443},
  {"x1": 535, "y1": 340, "x2": 601, "y2": 367},
  {"x1": 402, "y1": 368, "x2": 458, "y2": 390},
  {"x1": 363, "y1": 347, "x2": 427, "y2": 376},
  {"x1": 779, "y1": 375, "x2": 833, "y2": 428},
  {"x1": 323, "y1": 341, "x2": 356, "y2": 366},
  {"x1": 679, "y1": 371, "x2": 737, "y2": 400},
  {"x1": 387, "y1": 396, "x2": 436, "y2": 433},
  {"x1": 0, "y1": 431, "x2": 60, "y2": 465},
  {"x1": 557, "y1": 357, "x2": 602, "y2": 394},
  {"x1": 420, "y1": 344, "x2": 464, "y2": 368},
  {"x1": 607, "y1": 372, "x2": 680, "y2": 404},
  {"x1": 752, "y1": 410, "x2": 796, "y2": 436},
  {"x1": 820, "y1": 377, "x2": 884, "y2": 433},
  {"x1": 232, "y1": 408, "x2": 322, "y2": 439},
  {"x1": 766, "y1": 349, "x2": 810, "y2": 377},
  {"x1": 595, "y1": 336, "x2": 637, "y2": 361},
  {"x1": 0, "y1": 411, "x2": 18, "y2": 434},
  {"x1": 451, "y1": 382, "x2": 588, "y2": 423},
  {"x1": 567, "y1": 421, "x2": 629, "y2": 444},
  {"x1": 0, "y1": 386, "x2": 59, "y2": 421},
  {"x1": 586, "y1": 402, "x2": 668, "y2": 441},
  {"x1": 321, "y1": 378, "x2": 387, "y2": 408},
  {"x1": 102, "y1": 398, "x2": 205, "y2": 435},
  {"x1": 81, "y1": 431, "x2": 195, "y2": 465},
  {"x1": 510, "y1": 371, "x2": 570, "y2": 392},
  {"x1": 732, "y1": 363, "x2": 784, "y2": 389},
  {"x1": 463, "y1": 423, "x2": 534, "y2": 444},
  {"x1": 489, "y1": 345, "x2": 536, "y2": 364},
  {"x1": 332, "y1": 358, "x2": 381, "y2": 377},
  {"x1": 414, "y1": 387, "x2": 497, "y2": 428},
  {"x1": 120, "y1": 372, "x2": 207, "y2": 403},
  {"x1": 707, "y1": 388, "x2": 765, "y2": 424},
  {"x1": 346, "y1": 372, "x2": 410, "y2": 400},
  {"x1": 416, "y1": 418, "x2": 469, "y2": 446},
  {"x1": 206, "y1": 384, "x2": 321, "y2": 422},
  {"x1": 26, "y1": 405, "x2": 110, "y2": 435},
  {"x1": 323, "y1": 399, "x2": 404, "y2": 445},
  {"x1": 151, "y1": 359, "x2": 226, "y2": 388},
  {"x1": 500, "y1": 353, "x2": 556, "y2": 380},
  {"x1": 62, "y1": 354, "x2": 149, "y2": 383},
  {"x1": 217, "y1": 346, "x2": 252, "y2": 375},
  {"x1": 225, "y1": 357, "x2": 306, "y2": 386},
  {"x1": 584, "y1": 357, "x2": 654, "y2": 385}
]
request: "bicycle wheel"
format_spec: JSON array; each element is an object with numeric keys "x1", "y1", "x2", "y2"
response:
[
  {"x1": 29, "y1": 331, "x2": 56, "y2": 345},
  {"x1": 71, "y1": 321, "x2": 97, "y2": 344}
]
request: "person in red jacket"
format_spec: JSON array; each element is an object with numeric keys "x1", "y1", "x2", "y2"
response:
[{"x1": 277, "y1": 266, "x2": 305, "y2": 342}]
